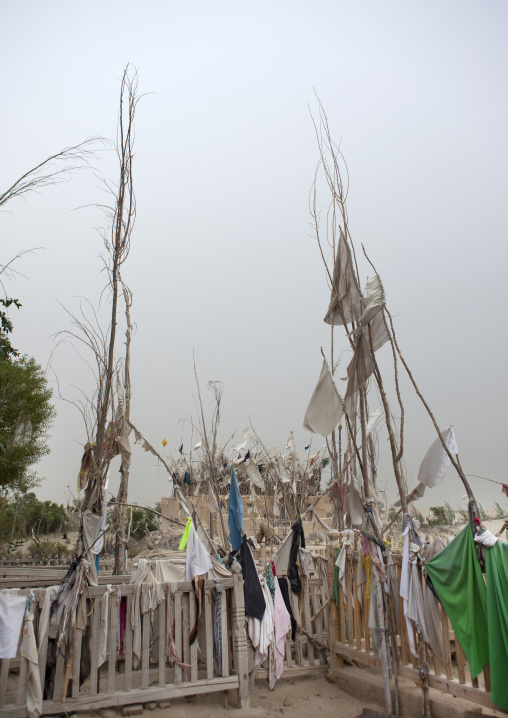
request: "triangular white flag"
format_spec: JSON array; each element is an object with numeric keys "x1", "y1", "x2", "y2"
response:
[{"x1": 303, "y1": 359, "x2": 344, "y2": 436}]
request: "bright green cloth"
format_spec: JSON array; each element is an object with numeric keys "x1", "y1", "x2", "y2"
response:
[
  {"x1": 485, "y1": 541, "x2": 508, "y2": 712},
  {"x1": 426, "y1": 526, "x2": 488, "y2": 679}
]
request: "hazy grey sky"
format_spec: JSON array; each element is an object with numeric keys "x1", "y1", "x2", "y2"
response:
[{"x1": 2, "y1": 1, "x2": 507, "y2": 512}]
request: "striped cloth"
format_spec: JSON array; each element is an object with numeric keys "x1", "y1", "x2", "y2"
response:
[{"x1": 213, "y1": 581, "x2": 223, "y2": 675}]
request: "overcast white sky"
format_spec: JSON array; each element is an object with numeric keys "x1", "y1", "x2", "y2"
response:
[{"x1": 2, "y1": 1, "x2": 507, "y2": 513}]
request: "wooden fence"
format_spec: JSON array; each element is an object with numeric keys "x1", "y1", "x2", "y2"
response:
[
  {"x1": 327, "y1": 546, "x2": 498, "y2": 713},
  {"x1": 0, "y1": 574, "x2": 249, "y2": 717},
  {"x1": 253, "y1": 544, "x2": 327, "y2": 561}
]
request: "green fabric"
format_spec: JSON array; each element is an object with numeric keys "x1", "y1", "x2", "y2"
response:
[
  {"x1": 426, "y1": 526, "x2": 488, "y2": 679},
  {"x1": 330, "y1": 549, "x2": 348, "y2": 640},
  {"x1": 331, "y1": 549, "x2": 341, "y2": 612},
  {"x1": 485, "y1": 541, "x2": 508, "y2": 712}
]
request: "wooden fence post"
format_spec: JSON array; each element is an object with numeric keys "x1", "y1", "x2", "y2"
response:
[{"x1": 231, "y1": 572, "x2": 250, "y2": 708}]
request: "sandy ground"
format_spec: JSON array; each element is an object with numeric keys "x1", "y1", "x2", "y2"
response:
[{"x1": 65, "y1": 674, "x2": 383, "y2": 718}]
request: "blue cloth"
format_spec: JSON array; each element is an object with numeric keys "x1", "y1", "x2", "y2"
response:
[
  {"x1": 95, "y1": 553, "x2": 100, "y2": 576},
  {"x1": 228, "y1": 466, "x2": 243, "y2": 551},
  {"x1": 184, "y1": 471, "x2": 190, "y2": 485}
]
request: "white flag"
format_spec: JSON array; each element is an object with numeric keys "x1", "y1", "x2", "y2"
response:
[
  {"x1": 246, "y1": 459, "x2": 265, "y2": 490},
  {"x1": 303, "y1": 359, "x2": 344, "y2": 436},
  {"x1": 417, "y1": 426, "x2": 458, "y2": 489}
]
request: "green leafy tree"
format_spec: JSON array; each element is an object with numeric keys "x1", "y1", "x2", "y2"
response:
[
  {"x1": 0, "y1": 356, "x2": 55, "y2": 493},
  {"x1": 0, "y1": 298, "x2": 21, "y2": 361},
  {"x1": 127, "y1": 506, "x2": 159, "y2": 539}
]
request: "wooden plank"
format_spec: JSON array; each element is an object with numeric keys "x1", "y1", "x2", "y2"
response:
[
  {"x1": 71, "y1": 629, "x2": 83, "y2": 698},
  {"x1": 124, "y1": 594, "x2": 133, "y2": 692},
  {"x1": 16, "y1": 655, "x2": 28, "y2": 706},
  {"x1": 256, "y1": 665, "x2": 327, "y2": 680},
  {"x1": 89, "y1": 597, "x2": 101, "y2": 695},
  {"x1": 354, "y1": 556, "x2": 362, "y2": 653},
  {"x1": 189, "y1": 587, "x2": 198, "y2": 682},
  {"x1": 231, "y1": 573, "x2": 249, "y2": 709},
  {"x1": 174, "y1": 590, "x2": 183, "y2": 684},
  {"x1": 320, "y1": 561, "x2": 329, "y2": 644},
  {"x1": 309, "y1": 576, "x2": 326, "y2": 664},
  {"x1": 0, "y1": 675, "x2": 241, "y2": 718},
  {"x1": 141, "y1": 610, "x2": 150, "y2": 690},
  {"x1": 455, "y1": 637, "x2": 466, "y2": 684},
  {"x1": 440, "y1": 605, "x2": 453, "y2": 680},
  {"x1": 483, "y1": 664, "x2": 491, "y2": 693},
  {"x1": 220, "y1": 590, "x2": 229, "y2": 678},
  {"x1": 347, "y1": 552, "x2": 354, "y2": 649},
  {"x1": 285, "y1": 636, "x2": 293, "y2": 668},
  {"x1": 431, "y1": 648, "x2": 441, "y2": 677},
  {"x1": 182, "y1": 591, "x2": 191, "y2": 682},
  {"x1": 0, "y1": 660, "x2": 10, "y2": 706},
  {"x1": 52, "y1": 646, "x2": 65, "y2": 702},
  {"x1": 204, "y1": 589, "x2": 213, "y2": 679},
  {"x1": 107, "y1": 592, "x2": 117, "y2": 694},
  {"x1": 37, "y1": 618, "x2": 50, "y2": 688},
  {"x1": 301, "y1": 573, "x2": 316, "y2": 666},
  {"x1": 158, "y1": 600, "x2": 166, "y2": 687}
]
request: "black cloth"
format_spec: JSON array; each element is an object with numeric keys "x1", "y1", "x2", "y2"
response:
[
  {"x1": 278, "y1": 577, "x2": 297, "y2": 640},
  {"x1": 239, "y1": 537, "x2": 266, "y2": 620},
  {"x1": 288, "y1": 517, "x2": 305, "y2": 594}
]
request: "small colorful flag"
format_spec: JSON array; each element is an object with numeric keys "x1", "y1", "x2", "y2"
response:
[
  {"x1": 179, "y1": 517, "x2": 193, "y2": 550},
  {"x1": 162, "y1": 438, "x2": 167, "y2": 447}
]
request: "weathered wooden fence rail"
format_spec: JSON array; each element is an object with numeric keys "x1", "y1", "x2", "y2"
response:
[
  {"x1": 327, "y1": 546, "x2": 498, "y2": 713},
  {"x1": 0, "y1": 575, "x2": 249, "y2": 717}
]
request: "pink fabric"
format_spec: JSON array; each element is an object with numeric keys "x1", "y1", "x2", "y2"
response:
[{"x1": 273, "y1": 577, "x2": 291, "y2": 679}]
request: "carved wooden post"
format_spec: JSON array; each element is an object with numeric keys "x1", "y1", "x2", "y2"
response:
[{"x1": 231, "y1": 571, "x2": 250, "y2": 708}]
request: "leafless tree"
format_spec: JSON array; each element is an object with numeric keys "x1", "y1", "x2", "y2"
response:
[{"x1": 54, "y1": 66, "x2": 140, "y2": 574}]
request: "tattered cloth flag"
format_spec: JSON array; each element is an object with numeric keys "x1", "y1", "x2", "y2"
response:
[
  {"x1": 502, "y1": 484, "x2": 508, "y2": 498},
  {"x1": 418, "y1": 426, "x2": 458, "y2": 488},
  {"x1": 246, "y1": 459, "x2": 265, "y2": 490},
  {"x1": 228, "y1": 466, "x2": 243, "y2": 551},
  {"x1": 303, "y1": 358, "x2": 344, "y2": 436},
  {"x1": 184, "y1": 471, "x2": 191, "y2": 486},
  {"x1": 353, "y1": 274, "x2": 386, "y2": 332},
  {"x1": 344, "y1": 275, "x2": 390, "y2": 411},
  {"x1": 324, "y1": 228, "x2": 362, "y2": 326},
  {"x1": 395, "y1": 426, "x2": 458, "y2": 507}
]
